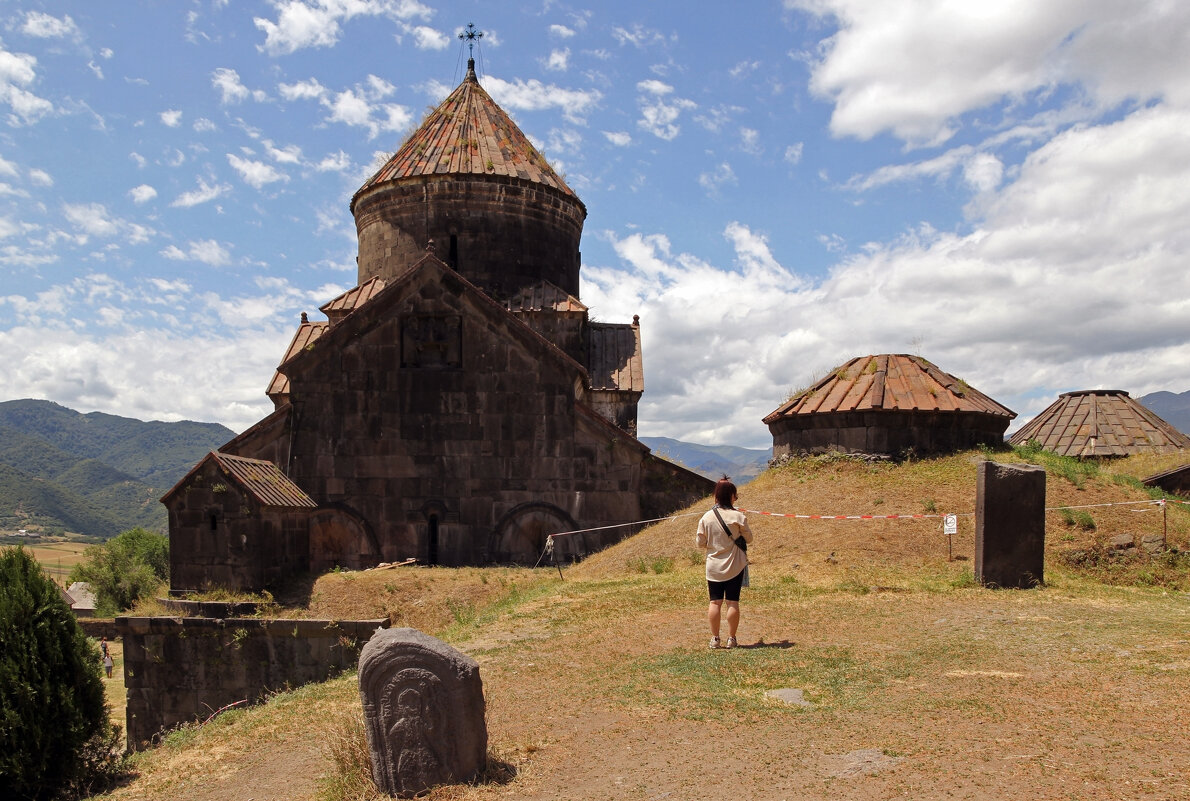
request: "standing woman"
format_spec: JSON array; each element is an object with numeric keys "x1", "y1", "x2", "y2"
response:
[{"x1": 696, "y1": 476, "x2": 753, "y2": 649}]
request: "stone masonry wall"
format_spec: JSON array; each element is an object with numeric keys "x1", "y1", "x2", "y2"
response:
[
  {"x1": 116, "y1": 616, "x2": 386, "y2": 749},
  {"x1": 770, "y1": 410, "x2": 1010, "y2": 458},
  {"x1": 282, "y1": 264, "x2": 645, "y2": 566},
  {"x1": 354, "y1": 176, "x2": 584, "y2": 299}
]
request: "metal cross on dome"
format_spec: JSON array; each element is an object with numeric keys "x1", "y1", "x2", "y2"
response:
[{"x1": 459, "y1": 22, "x2": 483, "y2": 57}]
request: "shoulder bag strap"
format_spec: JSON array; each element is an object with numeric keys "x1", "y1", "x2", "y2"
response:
[{"x1": 712, "y1": 508, "x2": 746, "y2": 552}]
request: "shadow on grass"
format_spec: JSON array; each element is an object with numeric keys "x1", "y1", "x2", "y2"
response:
[
  {"x1": 476, "y1": 753, "x2": 519, "y2": 786},
  {"x1": 737, "y1": 639, "x2": 796, "y2": 650}
]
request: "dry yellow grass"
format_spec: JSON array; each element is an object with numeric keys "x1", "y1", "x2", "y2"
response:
[{"x1": 96, "y1": 449, "x2": 1190, "y2": 801}]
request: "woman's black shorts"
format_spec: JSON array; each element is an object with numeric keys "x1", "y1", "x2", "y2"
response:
[{"x1": 707, "y1": 570, "x2": 744, "y2": 602}]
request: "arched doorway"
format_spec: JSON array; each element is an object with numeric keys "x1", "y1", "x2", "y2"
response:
[
  {"x1": 489, "y1": 503, "x2": 580, "y2": 566},
  {"x1": 309, "y1": 507, "x2": 380, "y2": 573}
]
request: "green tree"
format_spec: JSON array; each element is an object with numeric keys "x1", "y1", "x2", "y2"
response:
[
  {"x1": 0, "y1": 546, "x2": 111, "y2": 800},
  {"x1": 69, "y1": 527, "x2": 169, "y2": 614}
]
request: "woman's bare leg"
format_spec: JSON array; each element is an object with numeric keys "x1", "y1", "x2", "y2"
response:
[
  {"x1": 724, "y1": 601, "x2": 739, "y2": 638},
  {"x1": 707, "y1": 599, "x2": 723, "y2": 637}
]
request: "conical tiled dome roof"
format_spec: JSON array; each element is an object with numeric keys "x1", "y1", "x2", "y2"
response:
[
  {"x1": 763, "y1": 354, "x2": 1014, "y2": 422},
  {"x1": 764, "y1": 355, "x2": 1015, "y2": 458},
  {"x1": 351, "y1": 61, "x2": 579, "y2": 208},
  {"x1": 1009, "y1": 390, "x2": 1190, "y2": 457}
]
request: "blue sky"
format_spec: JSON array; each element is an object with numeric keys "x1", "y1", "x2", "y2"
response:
[{"x1": 1, "y1": 1, "x2": 1189, "y2": 449}]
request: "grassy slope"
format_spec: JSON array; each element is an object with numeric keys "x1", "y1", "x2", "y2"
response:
[{"x1": 103, "y1": 448, "x2": 1190, "y2": 801}]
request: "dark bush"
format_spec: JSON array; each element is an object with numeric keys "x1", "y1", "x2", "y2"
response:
[{"x1": 0, "y1": 546, "x2": 115, "y2": 799}]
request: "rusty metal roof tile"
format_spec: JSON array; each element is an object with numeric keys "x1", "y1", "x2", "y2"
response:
[
  {"x1": 267, "y1": 318, "x2": 329, "y2": 399},
  {"x1": 211, "y1": 451, "x2": 317, "y2": 508},
  {"x1": 1010, "y1": 390, "x2": 1190, "y2": 457},
  {"x1": 319, "y1": 276, "x2": 387, "y2": 323},
  {"x1": 763, "y1": 354, "x2": 1015, "y2": 424},
  {"x1": 588, "y1": 321, "x2": 643, "y2": 392},
  {"x1": 352, "y1": 62, "x2": 580, "y2": 210},
  {"x1": 503, "y1": 281, "x2": 587, "y2": 314}
]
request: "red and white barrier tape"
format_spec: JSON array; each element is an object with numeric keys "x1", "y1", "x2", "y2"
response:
[{"x1": 546, "y1": 497, "x2": 1182, "y2": 540}]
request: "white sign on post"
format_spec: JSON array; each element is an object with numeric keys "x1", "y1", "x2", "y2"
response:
[{"x1": 943, "y1": 514, "x2": 957, "y2": 535}]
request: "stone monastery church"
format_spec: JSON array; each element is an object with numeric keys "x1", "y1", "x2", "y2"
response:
[{"x1": 164, "y1": 58, "x2": 713, "y2": 593}]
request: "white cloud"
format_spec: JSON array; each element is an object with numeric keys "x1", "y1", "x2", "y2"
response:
[
  {"x1": 637, "y1": 79, "x2": 673, "y2": 96},
  {"x1": 265, "y1": 141, "x2": 303, "y2": 164},
  {"x1": 28, "y1": 168, "x2": 52, "y2": 187},
  {"x1": 255, "y1": 0, "x2": 433, "y2": 56},
  {"x1": 171, "y1": 176, "x2": 231, "y2": 207},
  {"x1": 316, "y1": 150, "x2": 351, "y2": 171},
  {"x1": 409, "y1": 25, "x2": 448, "y2": 50},
  {"x1": 784, "y1": 143, "x2": 804, "y2": 165},
  {"x1": 698, "y1": 162, "x2": 737, "y2": 195},
  {"x1": 0, "y1": 322, "x2": 287, "y2": 430},
  {"x1": 63, "y1": 203, "x2": 119, "y2": 238},
  {"x1": 193, "y1": 117, "x2": 217, "y2": 132},
  {"x1": 212, "y1": 68, "x2": 268, "y2": 104},
  {"x1": 544, "y1": 48, "x2": 570, "y2": 72},
  {"x1": 0, "y1": 47, "x2": 53, "y2": 125},
  {"x1": 603, "y1": 131, "x2": 632, "y2": 147},
  {"x1": 612, "y1": 24, "x2": 665, "y2": 49},
  {"x1": 635, "y1": 81, "x2": 697, "y2": 140},
  {"x1": 739, "y1": 127, "x2": 761, "y2": 155},
  {"x1": 550, "y1": 24, "x2": 576, "y2": 39},
  {"x1": 160, "y1": 239, "x2": 231, "y2": 266},
  {"x1": 843, "y1": 145, "x2": 1003, "y2": 193},
  {"x1": 227, "y1": 153, "x2": 289, "y2": 189},
  {"x1": 309, "y1": 75, "x2": 412, "y2": 138},
  {"x1": 279, "y1": 78, "x2": 327, "y2": 101},
  {"x1": 129, "y1": 184, "x2": 157, "y2": 204},
  {"x1": 790, "y1": 0, "x2": 1190, "y2": 146},
  {"x1": 482, "y1": 76, "x2": 602, "y2": 126},
  {"x1": 21, "y1": 12, "x2": 81, "y2": 40},
  {"x1": 160, "y1": 109, "x2": 183, "y2": 127}
]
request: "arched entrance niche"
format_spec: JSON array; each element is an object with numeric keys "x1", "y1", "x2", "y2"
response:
[
  {"x1": 309, "y1": 505, "x2": 381, "y2": 574},
  {"x1": 489, "y1": 502, "x2": 580, "y2": 566}
]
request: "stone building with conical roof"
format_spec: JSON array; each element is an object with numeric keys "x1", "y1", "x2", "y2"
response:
[
  {"x1": 763, "y1": 354, "x2": 1016, "y2": 458},
  {"x1": 164, "y1": 59, "x2": 712, "y2": 593},
  {"x1": 1009, "y1": 389, "x2": 1190, "y2": 457}
]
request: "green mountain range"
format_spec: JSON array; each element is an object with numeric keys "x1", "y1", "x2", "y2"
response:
[
  {"x1": 0, "y1": 399, "x2": 235, "y2": 539},
  {"x1": 640, "y1": 436, "x2": 772, "y2": 484}
]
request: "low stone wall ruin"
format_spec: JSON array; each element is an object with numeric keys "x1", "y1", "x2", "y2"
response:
[{"x1": 115, "y1": 615, "x2": 386, "y2": 749}]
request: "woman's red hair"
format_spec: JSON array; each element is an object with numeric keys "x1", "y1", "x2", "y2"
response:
[{"x1": 713, "y1": 476, "x2": 737, "y2": 508}]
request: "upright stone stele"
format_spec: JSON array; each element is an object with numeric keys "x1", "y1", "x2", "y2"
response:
[
  {"x1": 975, "y1": 461, "x2": 1046, "y2": 588},
  {"x1": 358, "y1": 628, "x2": 487, "y2": 797}
]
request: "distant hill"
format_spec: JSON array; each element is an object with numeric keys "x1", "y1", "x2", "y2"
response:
[
  {"x1": 0, "y1": 399, "x2": 235, "y2": 538},
  {"x1": 641, "y1": 436, "x2": 772, "y2": 484},
  {"x1": 1138, "y1": 390, "x2": 1190, "y2": 435}
]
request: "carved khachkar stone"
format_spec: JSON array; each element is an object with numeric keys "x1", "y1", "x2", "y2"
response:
[
  {"x1": 975, "y1": 461, "x2": 1046, "y2": 588},
  {"x1": 358, "y1": 627, "x2": 486, "y2": 797}
]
